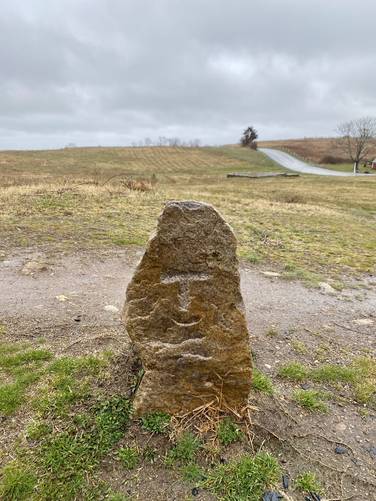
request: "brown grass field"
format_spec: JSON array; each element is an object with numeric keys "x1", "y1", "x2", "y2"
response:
[{"x1": 0, "y1": 145, "x2": 375, "y2": 285}]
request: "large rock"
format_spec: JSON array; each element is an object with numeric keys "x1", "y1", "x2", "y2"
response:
[{"x1": 123, "y1": 201, "x2": 252, "y2": 415}]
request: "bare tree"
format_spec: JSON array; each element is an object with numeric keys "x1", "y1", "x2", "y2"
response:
[
  {"x1": 168, "y1": 137, "x2": 181, "y2": 147},
  {"x1": 241, "y1": 126, "x2": 258, "y2": 149},
  {"x1": 336, "y1": 117, "x2": 376, "y2": 172},
  {"x1": 158, "y1": 136, "x2": 168, "y2": 146}
]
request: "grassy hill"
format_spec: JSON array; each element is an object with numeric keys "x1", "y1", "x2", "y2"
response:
[
  {"x1": 259, "y1": 137, "x2": 376, "y2": 173},
  {"x1": 0, "y1": 145, "x2": 375, "y2": 283}
]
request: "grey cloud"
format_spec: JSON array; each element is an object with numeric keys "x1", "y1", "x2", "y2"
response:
[{"x1": 0, "y1": 0, "x2": 375, "y2": 148}]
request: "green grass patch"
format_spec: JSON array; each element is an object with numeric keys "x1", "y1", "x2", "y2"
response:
[
  {"x1": 311, "y1": 365, "x2": 356, "y2": 383},
  {"x1": 0, "y1": 382, "x2": 27, "y2": 415},
  {"x1": 140, "y1": 411, "x2": 171, "y2": 434},
  {"x1": 0, "y1": 344, "x2": 50, "y2": 416},
  {"x1": 48, "y1": 355, "x2": 107, "y2": 376},
  {"x1": 217, "y1": 418, "x2": 243, "y2": 446},
  {"x1": 278, "y1": 362, "x2": 309, "y2": 382},
  {"x1": 26, "y1": 421, "x2": 53, "y2": 441},
  {"x1": 35, "y1": 355, "x2": 109, "y2": 417},
  {"x1": 352, "y1": 357, "x2": 376, "y2": 405},
  {"x1": 252, "y1": 368, "x2": 274, "y2": 395},
  {"x1": 166, "y1": 432, "x2": 202, "y2": 466},
  {"x1": 117, "y1": 446, "x2": 140, "y2": 470},
  {"x1": 240, "y1": 250, "x2": 262, "y2": 264},
  {"x1": 0, "y1": 343, "x2": 107, "y2": 416},
  {"x1": 293, "y1": 389, "x2": 329, "y2": 412},
  {"x1": 295, "y1": 471, "x2": 323, "y2": 494},
  {"x1": 291, "y1": 340, "x2": 308, "y2": 355},
  {"x1": 181, "y1": 463, "x2": 206, "y2": 483},
  {"x1": 34, "y1": 374, "x2": 91, "y2": 417},
  {"x1": 204, "y1": 451, "x2": 280, "y2": 501},
  {"x1": 0, "y1": 462, "x2": 37, "y2": 501},
  {"x1": 0, "y1": 349, "x2": 130, "y2": 499},
  {"x1": 1, "y1": 396, "x2": 132, "y2": 500},
  {"x1": 279, "y1": 362, "x2": 357, "y2": 384},
  {"x1": 278, "y1": 357, "x2": 375, "y2": 406},
  {"x1": 0, "y1": 341, "x2": 29, "y2": 355},
  {"x1": 0, "y1": 348, "x2": 52, "y2": 369}
]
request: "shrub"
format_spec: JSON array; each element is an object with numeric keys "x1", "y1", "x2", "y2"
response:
[{"x1": 320, "y1": 155, "x2": 348, "y2": 164}]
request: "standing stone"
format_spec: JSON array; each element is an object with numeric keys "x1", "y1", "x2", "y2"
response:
[{"x1": 123, "y1": 201, "x2": 252, "y2": 415}]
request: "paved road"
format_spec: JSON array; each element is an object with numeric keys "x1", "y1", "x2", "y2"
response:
[{"x1": 260, "y1": 148, "x2": 356, "y2": 176}]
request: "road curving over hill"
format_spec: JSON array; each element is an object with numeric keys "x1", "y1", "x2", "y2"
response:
[{"x1": 259, "y1": 147, "x2": 366, "y2": 176}]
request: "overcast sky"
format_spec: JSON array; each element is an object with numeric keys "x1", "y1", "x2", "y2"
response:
[{"x1": 1, "y1": 0, "x2": 376, "y2": 149}]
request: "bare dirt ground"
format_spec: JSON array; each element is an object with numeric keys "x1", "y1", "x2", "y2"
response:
[{"x1": 1, "y1": 248, "x2": 375, "y2": 500}]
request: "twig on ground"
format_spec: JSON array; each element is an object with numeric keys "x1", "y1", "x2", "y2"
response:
[
  {"x1": 292, "y1": 432, "x2": 356, "y2": 457},
  {"x1": 332, "y1": 322, "x2": 361, "y2": 334},
  {"x1": 62, "y1": 335, "x2": 123, "y2": 352}
]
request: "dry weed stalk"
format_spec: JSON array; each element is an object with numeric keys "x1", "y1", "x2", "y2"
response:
[
  {"x1": 97, "y1": 173, "x2": 153, "y2": 192},
  {"x1": 120, "y1": 178, "x2": 153, "y2": 192}
]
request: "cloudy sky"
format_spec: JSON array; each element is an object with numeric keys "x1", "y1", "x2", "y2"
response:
[{"x1": 1, "y1": 0, "x2": 375, "y2": 149}]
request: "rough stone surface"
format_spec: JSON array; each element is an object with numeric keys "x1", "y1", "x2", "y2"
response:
[
  {"x1": 261, "y1": 271, "x2": 281, "y2": 278},
  {"x1": 353, "y1": 318, "x2": 374, "y2": 326},
  {"x1": 123, "y1": 200, "x2": 252, "y2": 415},
  {"x1": 319, "y1": 282, "x2": 336, "y2": 295},
  {"x1": 21, "y1": 259, "x2": 48, "y2": 276}
]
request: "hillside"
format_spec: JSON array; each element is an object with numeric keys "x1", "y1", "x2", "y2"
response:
[
  {"x1": 259, "y1": 137, "x2": 376, "y2": 166},
  {"x1": 0, "y1": 146, "x2": 375, "y2": 282}
]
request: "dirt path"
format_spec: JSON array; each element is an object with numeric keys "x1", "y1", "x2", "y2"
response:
[
  {"x1": 1, "y1": 248, "x2": 375, "y2": 499},
  {"x1": 1, "y1": 247, "x2": 375, "y2": 339}
]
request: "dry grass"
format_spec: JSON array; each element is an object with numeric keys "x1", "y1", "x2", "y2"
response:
[
  {"x1": 260, "y1": 137, "x2": 376, "y2": 172},
  {"x1": 0, "y1": 146, "x2": 375, "y2": 282}
]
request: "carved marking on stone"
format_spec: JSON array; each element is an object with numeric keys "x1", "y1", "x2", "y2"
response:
[
  {"x1": 161, "y1": 272, "x2": 209, "y2": 310},
  {"x1": 171, "y1": 318, "x2": 202, "y2": 328}
]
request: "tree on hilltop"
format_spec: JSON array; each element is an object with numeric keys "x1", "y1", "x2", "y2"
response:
[{"x1": 241, "y1": 126, "x2": 258, "y2": 149}]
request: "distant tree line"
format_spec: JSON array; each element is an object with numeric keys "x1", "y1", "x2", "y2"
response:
[{"x1": 131, "y1": 137, "x2": 202, "y2": 148}]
